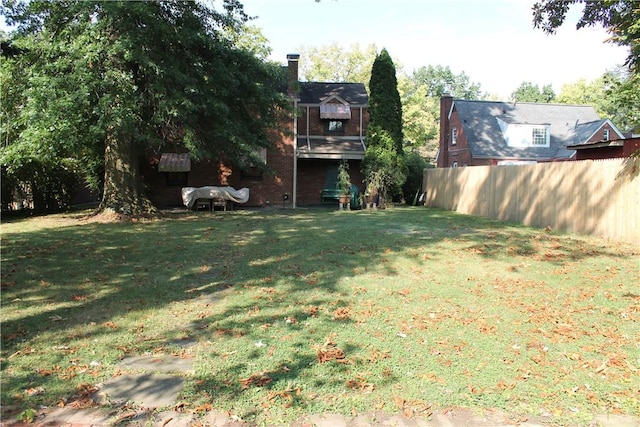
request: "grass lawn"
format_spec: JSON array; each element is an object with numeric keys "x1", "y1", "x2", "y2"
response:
[{"x1": 1, "y1": 206, "x2": 638, "y2": 425}]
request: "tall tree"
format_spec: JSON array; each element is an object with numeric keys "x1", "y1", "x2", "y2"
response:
[
  {"x1": 532, "y1": 0, "x2": 639, "y2": 137},
  {"x1": 533, "y1": 0, "x2": 640, "y2": 72},
  {"x1": 368, "y1": 48, "x2": 403, "y2": 155},
  {"x1": 363, "y1": 48, "x2": 405, "y2": 205},
  {"x1": 297, "y1": 43, "x2": 378, "y2": 86},
  {"x1": 511, "y1": 81, "x2": 555, "y2": 102},
  {"x1": 399, "y1": 65, "x2": 483, "y2": 156},
  {"x1": 1, "y1": 0, "x2": 289, "y2": 217},
  {"x1": 557, "y1": 72, "x2": 637, "y2": 131},
  {"x1": 601, "y1": 67, "x2": 640, "y2": 131}
]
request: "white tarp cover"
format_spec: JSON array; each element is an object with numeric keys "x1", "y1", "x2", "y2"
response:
[{"x1": 181, "y1": 186, "x2": 250, "y2": 209}]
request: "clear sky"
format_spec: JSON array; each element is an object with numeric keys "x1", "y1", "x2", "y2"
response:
[{"x1": 239, "y1": 0, "x2": 628, "y2": 99}]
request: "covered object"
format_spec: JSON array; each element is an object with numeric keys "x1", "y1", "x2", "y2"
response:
[{"x1": 181, "y1": 186, "x2": 250, "y2": 209}]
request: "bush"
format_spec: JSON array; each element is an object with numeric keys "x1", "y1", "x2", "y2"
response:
[
  {"x1": 401, "y1": 150, "x2": 429, "y2": 204},
  {"x1": 1, "y1": 158, "x2": 79, "y2": 213}
]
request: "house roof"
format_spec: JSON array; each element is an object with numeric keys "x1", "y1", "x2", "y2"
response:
[
  {"x1": 298, "y1": 82, "x2": 368, "y2": 106},
  {"x1": 453, "y1": 100, "x2": 602, "y2": 160},
  {"x1": 158, "y1": 153, "x2": 191, "y2": 172},
  {"x1": 297, "y1": 136, "x2": 366, "y2": 160}
]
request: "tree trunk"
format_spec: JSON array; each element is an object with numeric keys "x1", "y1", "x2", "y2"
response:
[{"x1": 97, "y1": 129, "x2": 158, "y2": 218}]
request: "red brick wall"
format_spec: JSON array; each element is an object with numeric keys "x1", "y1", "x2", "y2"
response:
[
  {"x1": 229, "y1": 128, "x2": 295, "y2": 207},
  {"x1": 298, "y1": 106, "x2": 367, "y2": 136},
  {"x1": 146, "y1": 99, "x2": 370, "y2": 208},
  {"x1": 623, "y1": 138, "x2": 640, "y2": 157},
  {"x1": 145, "y1": 158, "x2": 230, "y2": 208},
  {"x1": 575, "y1": 138, "x2": 640, "y2": 160},
  {"x1": 447, "y1": 108, "x2": 474, "y2": 167},
  {"x1": 145, "y1": 126, "x2": 295, "y2": 209},
  {"x1": 296, "y1": 159, "x2": 364, "y2": 205},
  {"x1": 587, "y1": 123, "x2": 620, "y2": 143}
]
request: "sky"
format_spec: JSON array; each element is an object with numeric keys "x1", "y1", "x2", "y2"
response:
[
  {"x1": 1, "y1": 1, "x2": 628, "y2": 100},
  {"x1": 239, "y1": 0, "x2": 629, "y2": 99}
]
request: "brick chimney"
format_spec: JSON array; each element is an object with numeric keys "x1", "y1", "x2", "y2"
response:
[
  {"x1": 438, "y1": 93, "x2": 453, "y2": 168},
  {"x1": 287, "y1": 53, "x2": 300, "y2": 95}
]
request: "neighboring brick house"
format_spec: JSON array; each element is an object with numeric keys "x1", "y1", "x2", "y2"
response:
[
  {"x1": 568, "y1": 137, "x2": 640, "y2": 160},
  {"x1": 436, "y1": 95, "x2": 625, "y2": 168},
  {"x1": 146, "y1": 54, "x2": 368, "y2": 208}
]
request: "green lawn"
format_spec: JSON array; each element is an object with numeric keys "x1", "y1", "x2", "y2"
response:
[{"x1": 1, "y1": 207, "x2": 638, "y2": 425}]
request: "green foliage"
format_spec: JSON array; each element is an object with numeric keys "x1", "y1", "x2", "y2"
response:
[
  {"x1": 298, "y1": 43, "x2": 378, "y2": 86},
  {"x1": 17, "y1": 408, "x2": 37, "y2": 423},
  {"x1": 555, "y1": 68, "x2": 638, "y2": 131},
  {"x1": 337, "y1": 159, "x2": 352, "y2": 195},
  {"x1": 602, "y1": 68, "x2": 640, "y2": 131},
  {"x1": 1, "y1": 0, "x2": 290, "y2": 215},
  {"x1": 368, "y1": 48, "x2": 403, "y2": 155},
  {"x1": 363, "y1": 49, "x2": 406, "y2": 204},
  {"x1": 0, "y1": 157, "x2": 79, "y2": 213},
  {"x1": 533, "y1": 0, "x2": 640, "y2": 72},
  {"x1": 401, "y1": 150, "x2": 428, "y2": 205},
  {"x1": 398, "y1": 65, "x2": 483, "y2": 156},
  {"x1": 410, "y1": 65, "x2": 483, "y2": 99},
  {"x1": 362, "y1": 140, "x2": 406, "y2": 204},
  {"x1": 510, "y1": 81, "x2": 555, "y2": 103}
]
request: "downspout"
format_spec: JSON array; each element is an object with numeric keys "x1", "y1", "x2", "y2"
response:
[
  {"x1": 292, "y1": 98, "x2": 298, "y2": 209},
  {"x1": 360, "y1": 106, "x2": 366, "y2": 149},
  {"x1": 306, "y1": 106, "x2": 311, "y2": 150}
]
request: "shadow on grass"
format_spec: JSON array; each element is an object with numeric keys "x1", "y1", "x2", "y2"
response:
[{"x1": 0, "y1": 206, "x2": 631, "y2": 415}]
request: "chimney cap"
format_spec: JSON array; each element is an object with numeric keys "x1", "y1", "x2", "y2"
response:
[{"x1": 287, "y1": 53, "x2": 300, "y2": 60}]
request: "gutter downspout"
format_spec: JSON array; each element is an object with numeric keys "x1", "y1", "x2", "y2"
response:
[
  {"x1": 293, "y1": 98, "x2": 298, "y2": 209},
  {"x1": 306, "y1": 106, "x2": 311, "y2": 150},
  {"x1": 360, "y1": 106, "x2": 366, "y2": 149}
]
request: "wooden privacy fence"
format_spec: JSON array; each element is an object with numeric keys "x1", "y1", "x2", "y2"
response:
[{"x1": 422, "y1": 158, "x2": 639, "y2": 244}]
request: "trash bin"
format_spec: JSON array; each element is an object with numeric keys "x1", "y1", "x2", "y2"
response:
[{"x1": 349, "y1": 184, "x2": 359, "y2": 209}]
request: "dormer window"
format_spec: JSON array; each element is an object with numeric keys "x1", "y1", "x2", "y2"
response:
[
  {"x1": 532, "y1": 127, "x2": 547, "y2": 145},
  {"x1": 498, "y1": 117, "x2": 550, "y2": 148}
]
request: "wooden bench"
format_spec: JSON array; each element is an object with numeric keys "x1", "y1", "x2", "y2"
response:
[{"x1": 321, "y1": 188, "x2": 341, "y2": 202}]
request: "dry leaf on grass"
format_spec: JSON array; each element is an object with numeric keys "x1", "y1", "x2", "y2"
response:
[{"x1": 239, "y1": 372, "x2": 272, "y2": 389}]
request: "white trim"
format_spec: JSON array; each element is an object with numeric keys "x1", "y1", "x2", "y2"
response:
[
  {"x1": 319, "y1": 94, "x2": 349, "y2": 105},
  {"x1": 583, "y1": 119, "x2": 626, "y2": 142}
]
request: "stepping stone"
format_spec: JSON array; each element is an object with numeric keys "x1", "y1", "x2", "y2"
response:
[
  {"x1": 119, "y1": 355, "x2": 194, "y2": 373},
  {"x1": 96, "y1": 373, "x2": 185, "y2": 409}
]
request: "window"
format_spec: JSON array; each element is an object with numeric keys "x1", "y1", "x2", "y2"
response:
[
  {"x1": 532, "y1": 127, "x2": 547, "y2": 146},
  {"x1": 603, "y1": 129, "x2": 610, "y2": 141},
  {"x1": 241, "y1": 147, "x2": 267, "y2": 180},
  {"x1": 451, "y1": 128, "x2": 457, "y2": 145},
  {"x1": 452, "y1": 162, "x2": 458, "y2": 168},
  {"x1": 165, "y1": 172, "x2": 188, "y2": 187},
  {"x1": 326, "y1": 120, "x2": 344, "y2": 135}
]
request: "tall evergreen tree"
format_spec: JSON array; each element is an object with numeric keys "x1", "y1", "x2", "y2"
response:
[
  {"x1": 1, "y1": 0, "x2": 289, "y2": 217},
  {"x1": 362, "y1": 48, "x2": 406, "y2": 205},
  {"x1": 367, "y1": 48, "x2": 403, "y2": 155}
]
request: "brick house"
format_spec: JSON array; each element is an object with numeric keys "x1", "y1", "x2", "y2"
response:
[
  {"x1": 568, "y1": 137, "x2": 640, "y2": 160},
  {"x1": 146, "y1": 54, "x2": 369, "y2": 208},
  {"x1": 436, "y1": 95, "x2": 625, "y2": 168}
]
